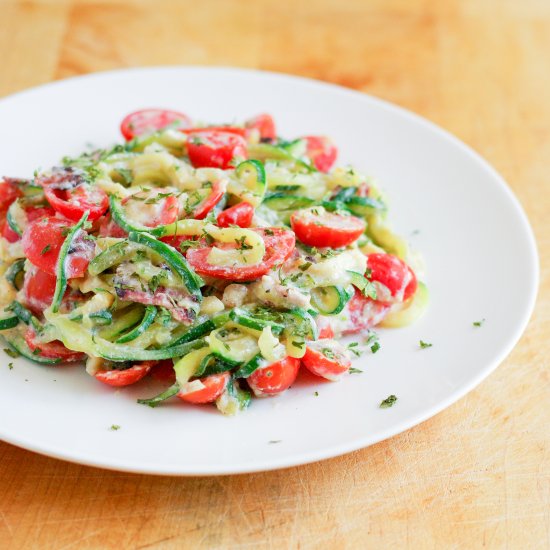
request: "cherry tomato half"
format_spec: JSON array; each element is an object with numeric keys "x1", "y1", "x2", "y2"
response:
[
  {"x1": 178, "y1": 372, "x2": 230, "y2": 404},
  {"x1": 303, "y1": 136, "x2": 338, "y2": 172},
  {"x1": 95, "y1": 361, "x2": 155, "y2": 387},
  {"x1": 216, "y1": 201, "x2": 254, "y2": 228},
  {"x1": 2, "y1": 205, "x2": 55, "y2": 243},
  {"x1": 190, "y1": 181, "x2": 226, "y2": 220},
  {"x1": 120, "y1": 109, "x2": 192, "y2": 140},
  {"x1": 187, "y1": 130, "x2": 248, "y2": 169},
  {"x1": 22, "y1": 217, "x2": 94, "y2": 277},
  {"x1": 247, "y1": 356, "x2": 301, "y2": 397},
  {"x1": 98, "y1": 214, "x2": 128, "y2": 238},
  {"x1": 186, "y1": 228, "x2": 295, "y2": 282},
  {"x1": 25, "y1": 327, "x2": 86, "y2": 362},
  {"x1": 39, "y1": 168, "x2": 108, "y2": 222},
  {"x1": 0, "y1": 179, "x2": 22, "y2": 216},
  {"x1": 182, "y1": 126, "x2": 246, "y2": 137},
  {"x1": 343, "y1": 289, "x2": 391, "y2": 335},
  {"x1": 366, "y1": 253, "x2": 417, "y2": 303},
  {"x1": 23, "y1": 266, "x2": 58, "y2": 314},
  {"x1": 290, "y1": 207, "x2": 365, "y2": 248},
  {"x1": 302, "y1": 340, "x2": 351, "y2": 381},
  {"x1": 121, "y1": 188, "x2": 180, "y2": 228},
  {"x1": 245, "y1": 113, "x2": 276, "y2": 140}
]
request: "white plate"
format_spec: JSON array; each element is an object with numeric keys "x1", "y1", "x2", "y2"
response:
[{"x1": 0, "y1": 67, "x2": 538, "y2": 475}]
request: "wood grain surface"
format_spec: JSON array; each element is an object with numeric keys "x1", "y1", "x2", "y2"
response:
[{"x1": 1, "y1": 0, "x2": 549, "y2": 548}]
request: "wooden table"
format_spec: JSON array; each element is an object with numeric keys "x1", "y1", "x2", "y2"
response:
[{"x1": 1, "y1": 1, "x2": 549, "y2": 547}]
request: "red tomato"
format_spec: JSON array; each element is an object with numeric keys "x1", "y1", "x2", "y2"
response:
[
  {"x1": 25, "y1": 327, "x2": 85, "y2": 362},
  {"x1": 151, "y1": 360, "x2": 176, "y2": 383},
  {"x1": 191, "y1": 181, "x2": 226, "y2": 220},
  {"x1": 290, "y1": 208, "x2": 365, "y2": 248},
  {"x1": 120, "y1": 108, "x2": 192, "y2": 140},
  {"x1": 182, "y1": 126, "x2": 246, "y2": 137},
  {"x1": 366, "y1": 253, "x2": 417, "y2": 303},
  {"x1": 0, "y1": 179, "x2": 22, "y2": 215},
  {"x1": 98, "y1": 214, "x2": 128, "y2": 238},
  {"x1": 186, "y1": 228, "x2": 295, "y2": 282},
  {"x1": 187, "y1": 130, "x2": 248, "y2": 169},
  {"x1": 247, "y1": 356, "x2": 301, "y2": 397},
  {"x1": 343, "y1": 289, "x2": 390, "y2": 335},
  {"x1": 178, "y1": 372, "x2": 230, "y2": 404},
  {"x1": 1, "y1": 205, "x2": 55, "y2": 243},
  {"x1": 23, "y1": 266, "x2": 58, "y2": 313},
  {"x1": 245, "y1": 113, "x2": 276, "y2": 140},
  {"x1": 121, "y1": 188, "x2": 180, "y2": 227},
  {"x1": 317, "y1": 324, "x2": 334, "y2": 339},
  {"x1": 216, "y1": 201, "x2": 254, "y2": 228},
  {"x1": 302, "y1": 340, "x2": 351, "y2": 381},
  {"x1": 38, "y1": 168, "x2": 108, "y2": 222},
  {"x1": 95, "y1": 361, "x2": 155, "y2": 387},
  {"x1": 22, "y1": 217, "x2": 94, "y2": 277},
  {"x1": 303, "y1": 136, "x2": 338, "y2": 172}
]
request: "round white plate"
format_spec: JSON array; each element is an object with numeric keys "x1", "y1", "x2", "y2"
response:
[{"x1": 0, "y1": 67, "x2": 538, "y2": 475}]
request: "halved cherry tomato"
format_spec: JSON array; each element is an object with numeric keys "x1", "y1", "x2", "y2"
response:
[
  {"x1": 121, "y1": 188, "x2": 180, "y2": 227},
  {"x1": 151, "y1": 360, "x2": 176, "y2": 383},
  {"x1": 95, "y1": 361, "x2": 155, "y2": 387},
  {"x1": 245, "y1": 113, "x2": 276, "y2": 140},
  {"x1": 178, "y1": 372, "x2": 230, "y2": 404},
  {"x1": 120, "y1": 109, "x2": 192, "y2": 140},
  {"x1": 190, "y1": 181, "x2": 226, "y2": 220},
  {"x1": 366, "y1": 253, "x2": 417, "y2": 303},
  {"x1": 182, "y1": 126, "x2": 246, "y2": 137},
  {"x1": 303, "y1": 136, "x2": 338, "y2": 172},
  {"x1": 2, "y1": 205, "x2": 55, "y2": 243},
  {"x1": 247, "y1": 356, "x2": 301, "y2": 397},
  {"x1": 0, "y1": 179, "x2": 23, "y2": 215},
  {"x1": 23, "y1": 266, "x2": 58, "y2": 313},
  {"x1": 22, "y1": 217, "x2": 94, "y2": 277},
  {"x1": 98, "y1": 214, "x2": 128, "y2": 238},
  {"x1": 38, "y1": 168, "x2": 108, "y2": 222},
  {"x1": 187, "y1": 130, "x2": 248, "y2": 169},
  {"x1": 302, "y1": 340, "x2": 351, "y2": 381},
  {"x1": 290, "y1": 207, "x2": 365, "y2": 248},
  {"x1": 25, "y1": 327, "x2": 85, "y2": 362},
  {"x1": 186, "y1": 228, "x2": 295, "y2": 282},
  {"x1": 344, "y1": 289, "x2": 390, "y2": 335},
  {"x1": 317, "y1": 324, "x2": 334, "y2": 339},
  {"x1": 216, "y1": 201, "x2": 254, "y2": 228}
]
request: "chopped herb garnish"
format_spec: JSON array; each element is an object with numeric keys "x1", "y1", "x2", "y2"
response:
[
  {"x1": 347, "y1": 342, "x2": 362, "y2": 357},
  {"x1": 379, "y1": 395, "x2": 397, "y2": 408},
  {"x1": 473, "y1": 319, "x2": 485, "y2": 327},
  {"x1": 349, "y1": 367, "x2": 363, "y2": 374},
  {"x1": 235, "y1": 236, "x2": 252, "y2": 251},
  {"x1": 3, "y1": 348, "x2": 19, "y2": 359},
  {"x1": 314, "y1": 391, "x2": 319, "y2": 396},
  {"x1": 419, "y1": 340, "x2": 432, "y2": 349},
  {"x1": 298, "y1": 262, "x2": 312, "y2": 271},
  {"x1": 264, "y1": 228, "x2": 274, "y2": 236},
  {"x1": 321, "y1": 347, "x2": 336, "y2": 360},
  {"x1": 8, "y1": 362, "x2": 13, "y2": 370},
  {"x1": 109, "y1": 425, "x2": 121, "y2": 431},
  {"x1": 40, "y1": 244, "x2": 51, "y2": 255},
  {"x1": 370, "y1": 341, "x2": 381, "y2": 354}
]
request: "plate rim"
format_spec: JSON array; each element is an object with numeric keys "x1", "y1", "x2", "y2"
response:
[{"x1": 0, "y1": 66, "x2": 539, "y2": 475}]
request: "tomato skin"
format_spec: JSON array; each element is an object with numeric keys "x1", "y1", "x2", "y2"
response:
[
  {"x1": 2, "y1": 205, "x2": 55, "y2": 243},
  {"x1": 187, "y1": 130, "x2": 248, "y2": 169},
  {"x1": 22, "y1": 217, "x2": 94, "y2": 277},
  {"x1": 0, "y1": 180, "x2": 22, "y2": 215},
  {"x1": 245, "y1": 113, "x2": 276, "y2": 140},
  {"x1": 344, "y1": 288, "x2": 390, "y2": 335},
  {"x1": 186, "y1": 228, "x2": 295, "y2": 282},
  {"x1": 192, "y1": 181, "x2": 226, "y2": 220},
  {"x1": 120, "y1": 109, "x2": 192, "y2": 140},
  {"x1": 178, "y1": 372, "x2": 230, "y2": 404},
  {"x1": 23, "y1": 267, "x2": 58, "y2": 314},
  {"x1": 366, "y1": 253, "x2": 417, "y2": 303},
  {"x1": 247, "y1": 356, "x2": 301, "y2": 397},
  {"x1": 39, "y1": 168, "x2": 109, "y2": 222},
  {"x1": 290, "y1": 209, "x2": 365, "y2": 248},
  {"x1": 216, "y1": 201, "x2": 254, "y2": 228},
  {"x1": 151, "y1": 360, "x2": 176, "y2": 383},
  {"x1": 25, "y1": 327, "x2": 85, "y2": 362},
  {"x1": 95, "y1": 362, "x2": 155, "y2": 387},
  {"x1": 303, "y1": 136, "x2": 338, "y2": 172},
  {"x1": 317, "y1": 324, "x2": 334, "y2": 339},
  {"x1": 183, "y1": 126, "x2": 246, "y2": 137},
  {"x1": 302, "y1": 341, "x2": 351, "y2": 381},
  {"x1": 98, "y1": 214, "x2": 128, "y2": 238}
]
